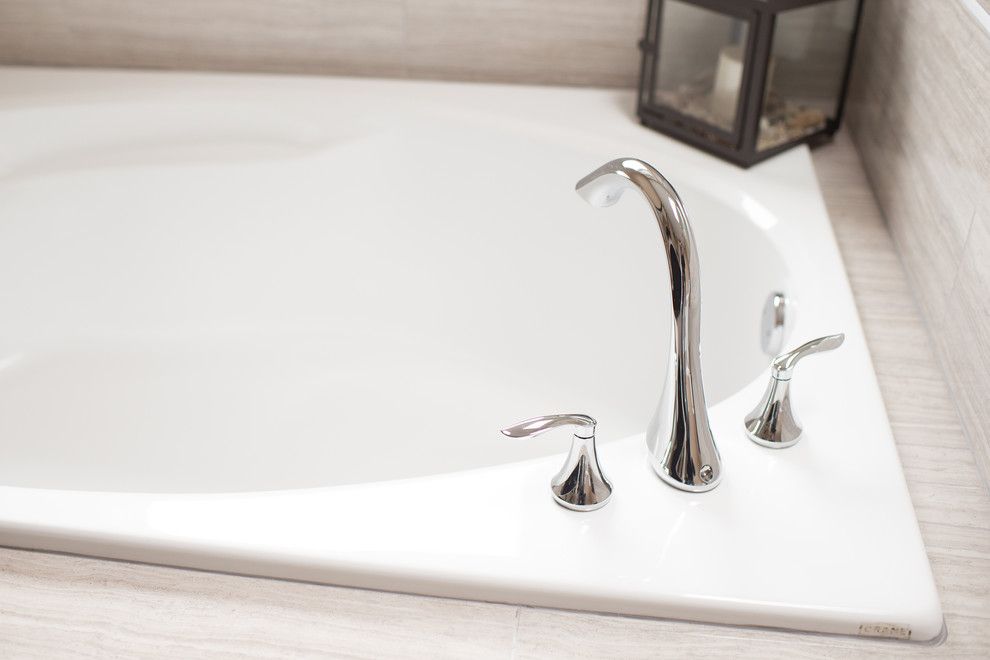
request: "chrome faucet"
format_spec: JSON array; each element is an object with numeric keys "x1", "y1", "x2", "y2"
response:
[
  {"x1": 745, "y1": 333, "x2": 845, "y2": 448},
  {"x1": 501, "y1": 414, "x2": 613, "y2": 511},
  {"x1": 576, "y1": 158, "x2": 721, "y2": 492}
]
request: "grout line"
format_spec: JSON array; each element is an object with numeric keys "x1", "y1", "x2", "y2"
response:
[
  {"x1": 508, "y1": 607, "x2": 522, "y2": 660},
  {"x1": 939, "y1": 209, "x2": 990, "y2": 499},
  {"x1": 946, "y1": 210, "x2": 978, "y2": 295},
  {"x1": 946, "y1": 209, "x2": 990, "y2": 498}
]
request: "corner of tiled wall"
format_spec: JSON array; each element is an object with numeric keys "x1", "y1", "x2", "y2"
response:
[{"x1": 846, "y1": 0, "x2": 990, "y2": 491}]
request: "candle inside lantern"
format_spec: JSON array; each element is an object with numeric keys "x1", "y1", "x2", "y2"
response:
[{"x1": 710, "y1": 45, "x2": 744, "y2": 126}]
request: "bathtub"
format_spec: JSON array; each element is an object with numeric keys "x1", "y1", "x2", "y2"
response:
[{"x1": 0, "y1": 67, "x2": 942, "y2": 641}]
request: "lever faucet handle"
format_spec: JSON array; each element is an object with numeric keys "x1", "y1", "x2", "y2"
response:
[
  {"x1": 501, "y1": 414, "x2": 596, "y2": 439},
  {"x1": 501, "y1": 414, "x2": 612, "y2": 511},
  {"x1": 771, "y1": 333, "x2": 844, "y2": 380},
  {"x1": 745, "y1": 333, "x2": 845, "y2": 448}
]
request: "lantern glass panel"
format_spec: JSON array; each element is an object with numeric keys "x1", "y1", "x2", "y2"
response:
[
  {"x1": 758, "y1": 0, "x2": 860, "y2": 151},
  {"x1": 652, "y1": 0, "x2": 750, "y2": 135}
]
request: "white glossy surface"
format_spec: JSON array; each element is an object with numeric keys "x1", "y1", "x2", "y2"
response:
[{"x1": 0, "y1": 68, "x2": 942, "y2": 641}]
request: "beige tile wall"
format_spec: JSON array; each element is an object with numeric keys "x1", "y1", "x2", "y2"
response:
[
  {"x1": 845, "y1": 0, "x2": 990, "y2": 488},
  {"x1": 0, "y1": 0, "x2": 647, "y2": 87}
]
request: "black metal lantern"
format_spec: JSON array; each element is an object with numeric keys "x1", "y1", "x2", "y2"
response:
[{"x1": 637, "y1": 0, "x2": 862, "y2": 167}]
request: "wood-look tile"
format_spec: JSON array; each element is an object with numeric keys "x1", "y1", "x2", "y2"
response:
[
  {"x1": 403, "y1": 0, "x2": 646, "y2": 87},
  {"x1": 0, "y1": 0, "x2": 649, "y2": 87},
  {"x1": 898, "y1": 444, "x2": 985, "y2": 485},
  {"x1": 846, "y1": 0, "x2": 990, "y2": 494},
  {"x1": 513, "y1": 603, "x2": 968, "y2": 660},
  {"x1": 0, "y1": 548, "x2": 518, "y2": 660},
  {"x1": 938, "y1": 209, "x2": 990, "y2": 489},
  {"x1": 0, "y1": 0, "x2": 407, "y2": 78},
  {"x1": 847, "y1": 1, "x2": 989, "y2": 315},
  {"x1": 919, "y1": 519, "x2": 990, "y2": 560},
  {"x1": 811, "y1": 133, "x2": 990, "y2": 652}
]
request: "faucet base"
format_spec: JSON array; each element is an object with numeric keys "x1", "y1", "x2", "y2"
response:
[{"x1": 647, "y1": 451, "x2": 722, "y2": 493}]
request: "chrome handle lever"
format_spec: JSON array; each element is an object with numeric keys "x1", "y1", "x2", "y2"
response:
[
  {"x1": 501, "y1": 414, "x2": 596, "y2": 439},
  {"x1": 771, "y1": 333, "x2": 845, "y2": 380},
  {"x1": 501, "y1": 414, "x2": 612, "y2": 511},
  {"x1": 745, "y1": 333, "x2": 844, "y2": 448}
]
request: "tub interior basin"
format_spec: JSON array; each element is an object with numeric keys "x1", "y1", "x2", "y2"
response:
[{"x1": 0, "y1": 103, "x2": 788, "y2": 493}]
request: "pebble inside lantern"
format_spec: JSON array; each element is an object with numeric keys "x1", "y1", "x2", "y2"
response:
[{"x1": 637, "y1": 0, "x2": 863, "y2": 167}]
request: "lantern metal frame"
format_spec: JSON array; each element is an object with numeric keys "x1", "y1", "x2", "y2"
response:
[{"x1": 637, "y1": 0, "x2": 863, "y2": 168}]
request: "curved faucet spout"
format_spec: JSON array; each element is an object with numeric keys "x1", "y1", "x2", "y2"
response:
[{"x1": 576, "y1": 158, "x2": 721, "y2": 492}]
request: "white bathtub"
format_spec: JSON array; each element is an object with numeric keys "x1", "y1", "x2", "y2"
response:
[{"x1": 0, "y1": 68, "x2": 942, "y2": 641}]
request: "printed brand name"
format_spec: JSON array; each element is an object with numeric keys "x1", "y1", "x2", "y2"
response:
[{"x1": 858, "y1": 623, "x2": 912, "y2": 640}]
